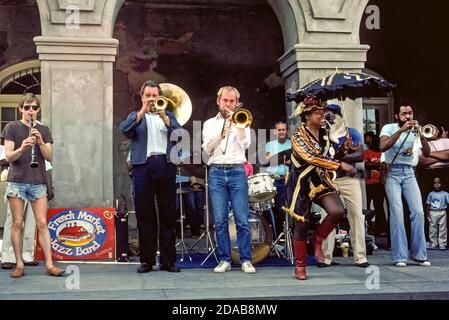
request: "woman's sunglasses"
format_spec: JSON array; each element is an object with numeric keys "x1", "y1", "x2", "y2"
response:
[{"x1": 23, "y1": 105, "x2": 39, "y2": 111}]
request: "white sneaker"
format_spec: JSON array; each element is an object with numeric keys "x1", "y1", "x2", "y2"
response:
[
  {"x1": 395, "y1": 262, "x2": 407, "y2": 267},
  {"x1": 214, "y1": 261, "x2": 231, "y2": 273},
  {"x1": 411, "y1": 258, "x2": 431, "y2": 267},
  {"x1": 418, "y1": 261, "x2": 431, "y2": 267},
  {"x1": 241, "y1": 261, "x2": 256, "y2": 274}
]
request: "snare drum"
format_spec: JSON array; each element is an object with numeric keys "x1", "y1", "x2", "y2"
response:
[
  {"x1": 247, "y1": 173, "x2": 276, "y2": 202},
  {"x1": 228, "y1": 210, "x2": 272, "y2": 264}
]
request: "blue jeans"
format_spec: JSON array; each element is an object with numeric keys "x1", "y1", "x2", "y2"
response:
[
  {"x1": 385, "y1": 165, "x2": 427, "y2": 262},
  {"x1": 208, "y1": 165, "x2": 251, "y2": 263}
]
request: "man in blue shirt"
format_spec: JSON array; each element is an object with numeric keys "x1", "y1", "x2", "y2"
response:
[
  {"x1": 265, "y1": 120, "x2": 291, "y2": 237},
  {"x1": 120, "y1": 80, "x2": 182, "y2": 273},
  {"x1": 380, "y1": 103, "x2": 431, "y2": 267}
]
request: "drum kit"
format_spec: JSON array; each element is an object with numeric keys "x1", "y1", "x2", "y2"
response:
[
  {"x1": 178, "y1": 163, "x2": 294, "y2": 266},
  {"x1": 242, "y1": 171, "x2": 294, "y2": 264}
]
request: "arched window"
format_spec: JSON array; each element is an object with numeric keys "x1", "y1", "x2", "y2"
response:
[{"x1": 0, "y1": 60, "x2": 41, "y2": 131}]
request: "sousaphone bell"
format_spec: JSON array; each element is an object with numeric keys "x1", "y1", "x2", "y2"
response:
[{"x1": 155, "y1": 83, "x2": 192, "y2": 126}]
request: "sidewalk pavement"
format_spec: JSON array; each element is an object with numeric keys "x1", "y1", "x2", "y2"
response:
[{"x1": 1, "y1": 248, "x2": 449, "y2": 300}]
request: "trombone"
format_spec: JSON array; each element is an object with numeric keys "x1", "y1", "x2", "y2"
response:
[
  {"x1": 231, "y1": 105, "x2": 253, "y2": 129},
  {"x1": 220, "y1": 103, "x2": 252, "y2": 154}
]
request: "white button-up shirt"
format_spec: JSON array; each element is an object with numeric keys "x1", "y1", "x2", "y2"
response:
[
  {"x1": 202, "y1": 113, "x2": 250, "y2": 165},
  {"x1": 145, "y1": 113, "x2": 168, "y2": 156}
]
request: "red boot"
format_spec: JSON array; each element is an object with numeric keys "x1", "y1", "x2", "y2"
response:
[
  {"x1": 313, "y1": 218, "x2": 337, "y2": 264},
  {"x1": 293, "y1": 239, "x2": 307, "y2": 280}
]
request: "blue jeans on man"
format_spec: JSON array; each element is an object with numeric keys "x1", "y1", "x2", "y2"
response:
[
  {"x1": 385, "y1": 165, "x2": 427, "y2": 263},
  {"x1": 208, "y1": 165, "x2": 252, "y2": 263}
]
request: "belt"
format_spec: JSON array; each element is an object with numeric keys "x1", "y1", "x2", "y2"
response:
[
  {"x1": 390, "y1": 164, "x2": 413, "y2": 168},
  {"x1": 209, "y1": 164, "x2": 243, "y2": 169}
]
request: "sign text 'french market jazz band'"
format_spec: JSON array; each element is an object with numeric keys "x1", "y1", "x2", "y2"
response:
[{"x1": 35, "y1": 208, "x2": 115, "y2": 260}]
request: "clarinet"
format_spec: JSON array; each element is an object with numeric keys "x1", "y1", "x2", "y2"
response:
[{"x1": 29, "y1": 116, "x2": 39, "y2": 168}]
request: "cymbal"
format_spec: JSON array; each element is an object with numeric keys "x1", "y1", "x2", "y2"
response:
[
  {"x1": 176, "y1": 163, "x2": 206, "y2": 179},
  {"x1": 259, "y1": 149, "x2": 291, "y2": 167}
]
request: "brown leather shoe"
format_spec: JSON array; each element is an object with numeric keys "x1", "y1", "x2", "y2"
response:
[
  {"x1": 10, "y1": 266, "x2": 24, "y2": 278},
  {"x1": 46, "y1": 265, "x2": 65, "y2": 276}
]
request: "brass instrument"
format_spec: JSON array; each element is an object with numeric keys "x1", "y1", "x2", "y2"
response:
[
  {"x1": 154, "y1": 83, "x2": 192, "y2": 126},
  {"x1": 415, "y1": 124, "x2": 439, "y2": 140},
  {"x1": 221, "y1": 103, "x2": 252, "y2": 154},
  {"x1": 232, "y1": 105, "x2": 253, "y2": 129},
  {"x1": 153, "y1": 96, "x2": 172, "y2": 112},
  {"x1": 29, "y1": 116, "x2": 39, "y2": 168}
]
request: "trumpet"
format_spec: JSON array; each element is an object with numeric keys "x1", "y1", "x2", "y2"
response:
[
  {"x1": 29, "y1": 116, "x2": 39, "y2": 168},
  {"x1": 413, "y1": 124, "x2": 439, "y2": 140},
  {"x1": 152, "y1": 96, "x2": 171, "y2": 112}
]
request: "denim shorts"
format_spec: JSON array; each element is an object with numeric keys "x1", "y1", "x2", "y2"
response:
[{"x1": 6, "y1": 182, "x2": 47, "y2": 202}]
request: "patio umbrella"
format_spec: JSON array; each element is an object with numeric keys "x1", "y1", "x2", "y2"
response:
[{"x1": 286, "y1": 71, "x2": 396, "y2": 102}]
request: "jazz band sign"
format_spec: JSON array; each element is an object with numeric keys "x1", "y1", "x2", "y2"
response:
[{"x1": 35, "y1": 208, "x2": 115, "y2": 260}]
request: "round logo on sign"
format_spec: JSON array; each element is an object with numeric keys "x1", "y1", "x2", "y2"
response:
[{"x1": 48, "y1": 210, "x2": 108, "y2": 257}]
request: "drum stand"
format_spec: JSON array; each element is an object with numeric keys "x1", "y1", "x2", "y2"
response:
[
  {"x1": 175, "y1": 166, "x2": 192, "y2": 262},
  {"x1": 271, "y1": 212, "x2": 294, "y2": 263},
  {"x1": 270, "y1": 154, "x2": 294, "y2": 264},
  {"x1": 186, "y1": 165, "x2": 218, "y2": 265}
]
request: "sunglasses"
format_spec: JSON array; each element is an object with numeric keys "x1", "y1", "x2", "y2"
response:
[{"x1": 23, "y1": 105, "x2": 39, "y2": 111}]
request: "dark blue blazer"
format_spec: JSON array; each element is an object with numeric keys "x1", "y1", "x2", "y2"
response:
[{"x1": 119, "y1": 111, "x2": 181, "y2": 165}]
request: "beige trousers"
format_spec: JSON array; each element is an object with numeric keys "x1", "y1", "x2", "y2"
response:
[{"x1": 321, "y1": 176, "x2": 368, "y2": 264}]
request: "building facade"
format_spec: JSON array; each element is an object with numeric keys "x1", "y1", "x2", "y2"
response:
[{"x1": 1, "y1": 0, "x2": 382, "y2": 208}]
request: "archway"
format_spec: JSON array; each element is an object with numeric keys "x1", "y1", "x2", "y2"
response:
[{"x1": 112, "y1": 0, "x2": 287, "y2": 202}]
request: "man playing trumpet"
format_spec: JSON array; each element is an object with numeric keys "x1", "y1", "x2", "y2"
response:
[
  {"x1": 380, "y1": 103, "x2": 431, "y2": 267},
  {"x1": 120, "y1": 80, "x2": 182, "y2": 273}
]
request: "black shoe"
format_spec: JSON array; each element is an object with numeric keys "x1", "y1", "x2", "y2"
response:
[
  {"x1": 355, "y1": 262, "x2": 370, "y2": 268},
  {"x1": 160, "y1": 264, "x2": 181, "y2": 272},
  {"x1": 316, "y1": 261, "x2": 339, "y2": 268},
  {"x1": 24, "y1": 261, "x2": 39, "y2": 267},
  {"x1": 316, "y1": 262, "x2": 329, "y2": 268},
  {"x1": 1, "y1": 262, "x2": 16, "y2": 270},
  {"x1": 137, "y1": 263, "x2": 153, "y2": 273}
]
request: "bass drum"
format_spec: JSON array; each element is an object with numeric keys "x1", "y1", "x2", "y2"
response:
[{"x1": 228, "y1": 210, "x2": 272, "y2": 264}]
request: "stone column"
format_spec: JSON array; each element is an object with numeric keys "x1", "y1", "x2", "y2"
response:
[
  {"x1": 267, "y1": 0, "x2": 370, "y2": 130},
  {"x1": 34, "y1": 0, "x2": 124, "y2": 207},
  {"x1": 279, "y1": 43, "x2": 370, "y2": 132},
  {"x1": 34, "y1": 36, "x2": 118, "y2": 207}
]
